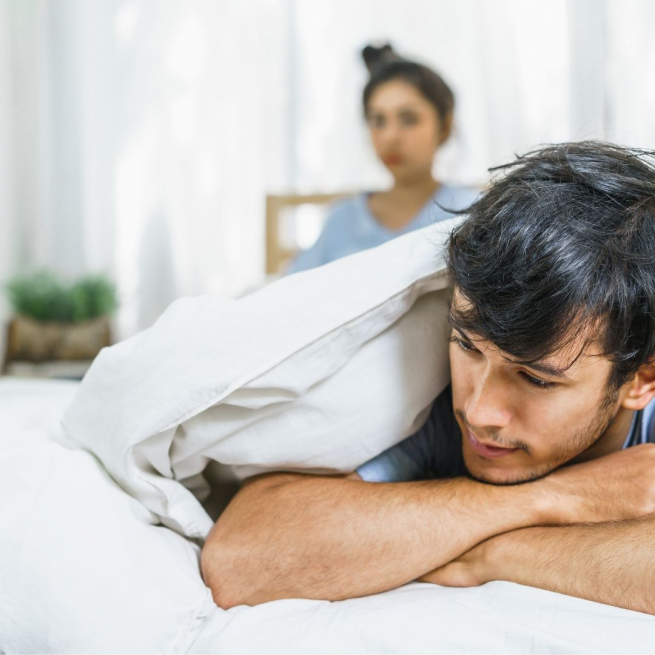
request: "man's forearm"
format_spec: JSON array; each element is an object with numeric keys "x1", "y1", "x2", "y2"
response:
[
  {"x1": 480, "y1": 517, "x2": 655, "y2": 615},
  {"x1": 202, "y1": 473, "x2": 551, "y2": 608}
]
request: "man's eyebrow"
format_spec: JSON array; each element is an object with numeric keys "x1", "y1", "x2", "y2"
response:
[
  {"x1": 449, "y1": 321, "x2": 571, "y2": 380},
  {"x1": 513, "y1": 360, "x2": 570, "y2": 379},
  {"x1": 449, "y1": 320, "x2": 475, "y2": 341},
  {"x1": 447, "y1": 311, "x2": 460, "y2": 328}
]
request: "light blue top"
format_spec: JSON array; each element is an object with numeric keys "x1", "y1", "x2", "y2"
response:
[{"x1": 287, "y1": 184, "x2": 479, "y2": 274}]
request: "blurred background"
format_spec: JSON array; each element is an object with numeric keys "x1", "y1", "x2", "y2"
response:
[{"x1": 1, "y1": 0, "x2": 654, "y2": 374}]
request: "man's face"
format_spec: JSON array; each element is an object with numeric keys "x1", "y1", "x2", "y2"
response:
[{"x1": 449, "y1": 298, "x2": 633, "y2": 485}]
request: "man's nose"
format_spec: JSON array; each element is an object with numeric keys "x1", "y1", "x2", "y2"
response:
[{"x1": 465, "y1": 369, "x2": 512, "y2": 430}]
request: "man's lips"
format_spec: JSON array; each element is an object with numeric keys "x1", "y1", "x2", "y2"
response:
[{"x1": 467, "y1": 430, "x2": 520, "y2": 459}]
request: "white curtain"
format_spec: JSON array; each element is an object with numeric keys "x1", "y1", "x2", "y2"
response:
[
  {"x1": 1, "y1": 0, "x2": 292, "y2": 338},
  {"x1": 290, "y1": 0, "x2": 655, "y2": 189},
  {"x1": 1, "y1": 0, "x2": 654, "y2": 341}
]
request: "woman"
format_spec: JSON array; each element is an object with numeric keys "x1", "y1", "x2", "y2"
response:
[{"x1": 287, "y1": 44, "x2": 478, "y2": 274}]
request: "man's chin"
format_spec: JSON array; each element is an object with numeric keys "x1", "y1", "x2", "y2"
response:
[{"x1": 464, "y1": 460, "x2": 554, "y2": 486}]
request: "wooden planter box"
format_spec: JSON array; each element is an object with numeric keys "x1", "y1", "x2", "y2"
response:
[{"x1": 3, "y1": 315, "x2": 112, "y2": 372}]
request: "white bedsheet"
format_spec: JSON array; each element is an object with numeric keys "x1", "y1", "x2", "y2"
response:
[
  {"x1": 0, "y1": 379, "x2": 221, "y2": 653},
  {"x1": 3, "y1": 383, "x2": 655, "y2": 653},
  {"x1": 194, "y1": 583, "x2": 655, "y2": 654}
]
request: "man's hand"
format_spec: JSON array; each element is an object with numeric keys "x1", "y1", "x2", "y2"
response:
[
  {"x1": 421, "y1": 517, "x2": 655, "y2": 616},
  {"x1": 422, "y1": 444, "x2": 655, "y2": 591},
  {"x1": 542, "y1": 443, "x2": 655, "y2": 524},
  {"x1": 419, "y1": 539, "x2": 496, "y2": 588}
]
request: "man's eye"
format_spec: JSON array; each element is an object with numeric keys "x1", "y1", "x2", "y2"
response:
[
  {"x1": 520, "y1": 372, "x2": 555, "y2": 390},
  {"x1": 450, "y1": 336, "x2": 477, "y2": 353}
]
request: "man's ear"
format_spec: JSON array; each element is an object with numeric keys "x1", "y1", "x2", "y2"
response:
[{"x1": 622, "y1": 362, "x2": 655, "y2": 410}]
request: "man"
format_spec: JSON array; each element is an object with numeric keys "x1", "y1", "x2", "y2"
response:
[{"x1": 202, "y1": 141, "x2": 655, "y2": 615}]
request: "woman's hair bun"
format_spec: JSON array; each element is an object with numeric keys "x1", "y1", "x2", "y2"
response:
[{"x1": 361, "y1": 43, "x2": 402, "y2": 74}]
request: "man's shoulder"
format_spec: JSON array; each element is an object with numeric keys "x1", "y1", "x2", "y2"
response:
[
  {"x1": 357, "y1": 385, "x2": 461, "y2": 483},
  {"x1": 428, "y1": 385, "x2": 457, "y2": 438}
]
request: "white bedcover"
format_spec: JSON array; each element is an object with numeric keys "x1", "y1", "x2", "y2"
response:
[
  {"x1": 62, "y1": 222, "x2": 458, "y2": 541},
  {"x1": 3, "y1": 221, "x2": 655, "y2": 652},
  {"x1": 2, "y1": 378, "x2": 655, "y2": 653}
]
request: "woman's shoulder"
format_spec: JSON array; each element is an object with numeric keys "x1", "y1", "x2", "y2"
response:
[
  {"x1": 322, "y1": 193, "x2": 371, "y2": 230},
  {"x1": 328, "y1": 193, "x2": 368, "y2": 216},
  {"x1": 436, "y1": 183, "x2": 481, "y2": 209},
  {"x1": 437, "y1": 184, "x2": 482, "y2": 204}
]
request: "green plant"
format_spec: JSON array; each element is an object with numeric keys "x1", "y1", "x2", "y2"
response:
[{"x1": 6, "y1": 271, "x2": 118, "y2": 323}]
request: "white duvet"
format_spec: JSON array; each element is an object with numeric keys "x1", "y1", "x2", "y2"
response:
[{"x1": 2, "y1": 222, "x2": 655, "y2": 653}]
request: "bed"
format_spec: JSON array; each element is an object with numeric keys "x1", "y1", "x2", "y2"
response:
[
  {"x1": 3, "y1": 222, "x2": 655, "y2": 653},
  {"x1": 3, "y1": 377, "x2": 655, "y2": 653}
]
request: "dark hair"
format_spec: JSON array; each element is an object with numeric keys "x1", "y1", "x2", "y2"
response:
[
  {"x1": 447, "y1": 141, "x2": 655, "y2": 390},
  {"x1": 361, "y1": 44, "x2": 454, "y2": 126}
]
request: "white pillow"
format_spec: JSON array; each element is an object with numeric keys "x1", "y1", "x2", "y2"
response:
[{"x1": 63, "y1": 219, "x2": 459, "y2": 540}]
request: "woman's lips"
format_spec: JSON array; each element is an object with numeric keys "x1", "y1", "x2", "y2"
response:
[
  {"x1": 467, "y1": 430, "x2": 519, "y2": 459},
  {"x1": 383, "y1": 154, "x2": 403, "y2": 165}
]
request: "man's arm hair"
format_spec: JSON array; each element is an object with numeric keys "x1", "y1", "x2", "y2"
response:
[
  {"x1": 201, "y1": 443, "x2": 655, "y2": 609},
  {"x1": 200, "y1": 471, "x2": 552, "y2": 609},
  {"x1": 473, "y1": 517, "x2": 655, "y2": 615}
]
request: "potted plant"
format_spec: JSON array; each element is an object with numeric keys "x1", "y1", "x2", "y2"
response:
[{"x1": 4, "y1": 271, "x2": 118, "y2": 372}]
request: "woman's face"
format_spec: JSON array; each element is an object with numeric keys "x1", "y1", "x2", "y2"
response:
[{"x1": 366, "y1": 79, "x2": 448, "y2": 182}]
